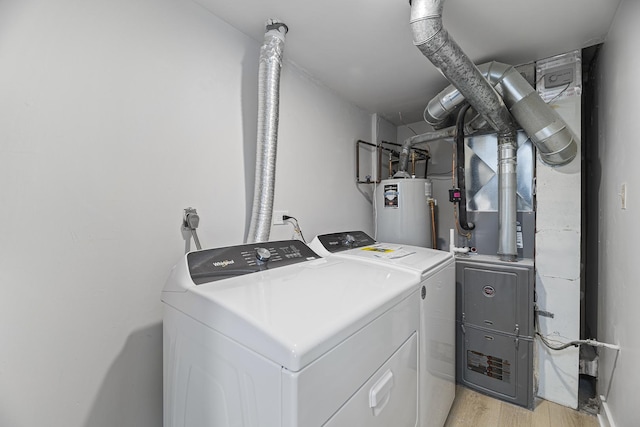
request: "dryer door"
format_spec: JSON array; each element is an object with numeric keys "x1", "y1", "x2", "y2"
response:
[{"x1": 323, "y1": 333, "x2": 418, "y2": 427}]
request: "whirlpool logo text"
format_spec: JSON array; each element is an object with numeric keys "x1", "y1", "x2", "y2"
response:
[{"x1": 213, "y1": 260, "x2": 235, "y2": 268}]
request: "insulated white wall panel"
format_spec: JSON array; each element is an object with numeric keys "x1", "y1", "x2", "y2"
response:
[{"x1": 534, "y1": 53, "x2": 582, "y2": 408}]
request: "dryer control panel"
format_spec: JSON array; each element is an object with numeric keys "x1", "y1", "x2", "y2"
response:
[
  {"x1": 315, "y1": 231, "x2": 376, "y2": 253},
  {"x1": 187, "y1": 240, "x2": 318, "y2": 285}
]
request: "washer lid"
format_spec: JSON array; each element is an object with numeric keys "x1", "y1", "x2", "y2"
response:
[
  {"x1": 310, "y1": 231, "x2": 453, "y2": 276},
  {"x1": 336, "y1": 243, "x2": 452, "y2": 276},
  {"x1": 162, "y1": 256, "x2": 417, "y2": 372}
]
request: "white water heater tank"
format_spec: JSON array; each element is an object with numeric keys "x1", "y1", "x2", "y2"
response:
[{"x1": 376, "y1": 178, "x2": 433, "y2": 247}]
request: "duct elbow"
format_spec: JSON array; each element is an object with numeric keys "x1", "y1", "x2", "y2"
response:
[
  {"x1": 424, "y1": 89, "x2": 466, "y2": 127},
  {"x1": 510, "y1": 90, "x2": 578, "y2": 166},
  {"x1": 397, "y1": 144, "x2": 411, "y2": 174},
  {"x1": 492, "y1": 63, "x2": 578, "y2": 165},
  {"x1": 535, "y1": 124, "x2": 578, "y2": 166},
  {"x1": 424, "y1": 100, "x2": 446, "y2": 126}
]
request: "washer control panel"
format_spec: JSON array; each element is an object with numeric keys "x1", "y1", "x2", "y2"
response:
[
  {"x1": 187, "y1": 240, "x2": 318, "y2": 285},
  {"x1": 315, "y1": 231, "x2": 376, "y2": 253}
]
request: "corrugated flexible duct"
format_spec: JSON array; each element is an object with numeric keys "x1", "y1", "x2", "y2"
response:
[
  {"x1": 409, "y1": 0, "x2": 519, "y2": 260},
  {"x1": 247, "y1": 21, "x2": 288, "y2": 243}
]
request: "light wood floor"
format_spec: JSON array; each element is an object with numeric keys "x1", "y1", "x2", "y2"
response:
[{"x1": 444, "y1": 386, "x2": 599, "y2": 427}]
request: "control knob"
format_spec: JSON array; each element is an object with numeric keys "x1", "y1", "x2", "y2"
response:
[
  {"x1": 342, "y1": 234, "x2": 356, "y2": 247},
  {"x1": 255, "y1": 247, "x2": 272, "y2": 263}
]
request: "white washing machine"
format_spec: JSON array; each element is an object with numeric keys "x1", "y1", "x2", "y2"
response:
[
  {"x1": 309, "y1": 231, "x2": 456, "y2": 427},
  {"x1": 162, "y1": 239, "x2": 422, "y2": 427}
]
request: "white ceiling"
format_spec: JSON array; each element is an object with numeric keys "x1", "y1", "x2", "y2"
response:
[{"x1": 195, "y1": 0, "x2": 620, "y2": 125}]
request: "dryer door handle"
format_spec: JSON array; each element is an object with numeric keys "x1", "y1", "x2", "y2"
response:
[{"x1": 369, "y1": 369, "x2": 394, "y2": 416}]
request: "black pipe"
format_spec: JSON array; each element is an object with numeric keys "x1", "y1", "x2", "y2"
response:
[
  {"x1": 456, "y1": 104, "x2": 475, "y2": 230},
  {"x1": 424, "y1": 156, "x2": 429, "y2": 179}
]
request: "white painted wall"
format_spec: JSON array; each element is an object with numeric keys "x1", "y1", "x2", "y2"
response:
[
  {"x1": 258, "y1": 61, "x2": 375, "y2": 242},
  {"x1": 596, "y1": 1, "x2": 640, "y2": 425},
  {"x1": 0, "y1": 1, "x2": 373, "y2": 426}
]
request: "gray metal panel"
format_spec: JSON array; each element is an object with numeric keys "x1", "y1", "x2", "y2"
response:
[
  {"x1": 465, "y1": 211, "x2": 535, "y2": 260},
  {"x1": 463, "y1": 267, "x2": 518, "y2": 333},
  {"x1": 456, "y1": 324, "x2": 533, "y2": 409},
  {"x1": 456, "y1": 259, "x2": 534, "y2": 337},
  {"x1": 465, "y1": 130, "x2": 534, "y2": 213}
]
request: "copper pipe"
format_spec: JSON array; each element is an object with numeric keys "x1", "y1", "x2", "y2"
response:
[
  {"x1": 429, "y1": 198, "x2": 437, "y2": 249},
  {"x1": 355, "y1": 140, "x2": 384, "y2": 184}
]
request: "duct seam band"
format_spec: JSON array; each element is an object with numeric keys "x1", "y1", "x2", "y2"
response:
[
  {"x1": 415, "y1": 35, "x2": 448, "y2": 56},
  {"x1": 537, "y1": 137, "x2": 576, "y2": 158},
  {"x1": 533, "y1": 121, "x2": 567, "y2": 143},
  {"x1": 411, "y1": 21, "x2": 444, "y2": 46},
  {"x1": 409, "y1": 15, "x2": 442, "y2": 25}
]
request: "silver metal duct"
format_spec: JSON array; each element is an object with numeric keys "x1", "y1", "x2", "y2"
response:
[
  {"x1": 247, "y1": 21, "x2": 288, "y2": 243},
  {"x1": 410, "y1": 0, "x2": 519, "y2": 260},
  {"x1": 395, "y1": 126, "x2": 456, "y2": 178},
  {"x1": 498, "y1": 134, "x2": 518, "y2": 259},
  {"x1": 395, "y1": 110, "x2": 490, "y2": 177},
  {"x1": 410, "y1": 0, "x2": 516, "y2": 134},
  {"x1": 425, "y1": 61, "x2": 578, "y2": 166}
]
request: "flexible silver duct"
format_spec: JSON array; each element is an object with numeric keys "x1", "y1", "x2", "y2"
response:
[
  {"x1": 247, "y1": 21, "x2": 288, "y2": 243},
  {"x1": 424, "y1": 61, "x2": 578, "y2": 166},
  {"x1": 410, "y1": 0, "x2": 519, "y2": 260}
]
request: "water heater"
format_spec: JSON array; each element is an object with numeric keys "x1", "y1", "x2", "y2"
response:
[{"x1": 376, "y1": 178, "x2": 432, "y2": 247}]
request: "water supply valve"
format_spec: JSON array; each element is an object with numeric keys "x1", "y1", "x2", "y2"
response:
[{"x1": 183, "y1": 207, "x2": 202, "y2": 251}]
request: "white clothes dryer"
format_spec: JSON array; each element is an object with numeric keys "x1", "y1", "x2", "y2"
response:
[
  {"x1": 309, "y1": 231, "x2": 456, "y2": 427},
  {"x1": 162, "y1": 240, "x2": 421, "y2": 427}
]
